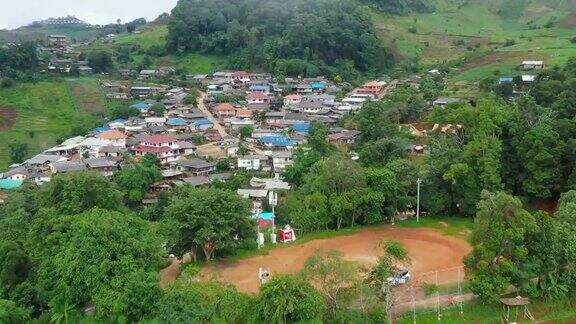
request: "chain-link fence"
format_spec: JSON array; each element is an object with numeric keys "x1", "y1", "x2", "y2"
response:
[{"x1": 387, "y1": 266, "x2": 473, "y2": 322}]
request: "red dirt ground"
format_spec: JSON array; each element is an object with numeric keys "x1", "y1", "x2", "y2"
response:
[
  {"x1": 198, "y1": 227, "x2": 471, "y2": 294},
  {"x1": 0, "y1": 107, "x2": 18, "y2": 131}
]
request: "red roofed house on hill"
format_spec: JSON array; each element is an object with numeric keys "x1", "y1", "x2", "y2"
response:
[
  {"x1": 283, "y1": 94, "x2": 302, "y2": 106},
  {"x1": 356, "y1": 81, "x2": 386, "y2": 97},
  {"x1": 96, "y1": 130, "x2": 128, "y2": 147},
  {"x1": 246, "y1": 92, "x2": 270, "y2": 105},
  {"x1": 214, "y1": 103, "x2": 237, "y2": 119},
  {"x1": 232, "y1": 71, "x2": 251, "y2": 84},
  {"x1": 133, "y1": 134, "x2": 183, "y2": 164}
]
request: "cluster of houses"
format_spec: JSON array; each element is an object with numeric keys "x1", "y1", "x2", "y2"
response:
[
  {"x1": 44, "y1": 35, "x2": 93, "y2": 74},
  {"x1": 0, "y1": 69, "x2": 383, "y2": 218}
]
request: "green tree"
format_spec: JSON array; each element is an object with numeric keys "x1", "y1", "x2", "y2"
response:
[
  {"x1": 163, "y1": 187, "x2": 255, "y2": 260},
  {"x1": 30, "y1": 208, "x2": 164, "y2": 321},
  {"x1": 0, "y1": 299, "x2": 31, "y2": 324},
  {"x1": 113, "y1": 159, "x2": 161, "y2": 205},
  {"x1": 302, "y1": 250, "x2": 363, "y2": 314},
  {"x1": 464, "y1": 191, "x2": 538, "y2": 302},
  {"x1": 519, "y1": 125, "x2": 565, "y2": 199},
  {"x1": 86, "y1": 51, "x2": 114, "y2": 73},
  {"x1": 151, "y1": 103, "x2": 166, "y2": 116},
  {"x1": 155, "y1": 281, "x2": 254, "y2": 323},
  {"x1": 257, "y1": 275, "x2": 326, "y2": 323},
  {"x1": 239, "y1": 125, "x2": 254, "y2": 140},
  {"x1": 35, "y1": 172, "x2": 124, "y2": 215},
  {"x1": 8, "y1": 140, "x2": 28, "y2": 164}
]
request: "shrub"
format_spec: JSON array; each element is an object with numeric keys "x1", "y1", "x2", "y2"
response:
[{"x1": 423, "y1": 283, "x2": 439, "y2": 296}]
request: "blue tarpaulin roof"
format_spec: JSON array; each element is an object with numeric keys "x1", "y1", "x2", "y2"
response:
[
  {"x1": 292, "y1": 123, "x2": 310, "y2": 133},
  {"x1": 310, "y1": 82, "x2": 325, "y2": 89},
  {"x1": 93, "y1": 126, "x2": 111, "y2": 133},
  {"x1": 498, "y1": 77, "x2": 513, "y2": 84},
  {"x1": 194, "y1": 118, "x2": 213, "y2": 126},
  {"x1": 167, "y1": 118, "x2": 188, "y2": 126},
  {"x1": 260, "y1": 136, "x2": 295, "y2": 147},
  {"x1": 0, "y1": 179, "x2": 23, "y2": 190},
  {"x1": 249, "y1": 85, "x2": 269, "y2": 91},
  {"x1": 130, "y1": 102, "x2": 151, "y2": 110},
  {"x1": 110, "y1": 118, "x2": 127, "y2": 124},
  {"x1": 252, "y1": 212, "x2": 274, "y2": 220}
]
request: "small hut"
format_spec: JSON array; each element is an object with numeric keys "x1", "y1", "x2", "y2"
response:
[{"x1": 500, "y1": 296, "x2": 534, "y2": 323}]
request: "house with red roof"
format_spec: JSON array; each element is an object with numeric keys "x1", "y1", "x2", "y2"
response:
[
  {"x1": 246, "y1": 92, "x2": 270, "y2": 105},
  {"x1": 232, "y1": 71, "x2": 251, "y2": 84},
  {"x1": 235, "y1": 108, "x2": 253, "y2": 119},
  {"x1": 133, "y1": 134, "x2": 181, "y2": 164},
  {"x1": 96, "y1": 130, "x2": 128, "y2": 147},
  {"x1": 283, "y1": 93, "x2": 302, "y2": 106},
  {"x1": 356, "y1": 81, "x2": 386, "y2": 96},
  {"x1": 214, "y1": 103, "x2": 237, "y2": 119}
]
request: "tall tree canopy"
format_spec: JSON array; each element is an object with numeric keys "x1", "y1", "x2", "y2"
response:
[
  {"x1": 167, "y1": 0, "x2": 394, "y2": 76},
  {"x1": 163, "y1": 186, "x2": 255, "y2": 260}
]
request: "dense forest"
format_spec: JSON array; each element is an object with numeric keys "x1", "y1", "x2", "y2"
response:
[
  {"x1": 0, "y1": 43, "x2": 39, "y2": 83},
  {"x1": 167, "y1": 0, "x2": 394, "y2": 77}
]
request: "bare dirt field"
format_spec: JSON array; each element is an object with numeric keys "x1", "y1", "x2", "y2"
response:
[
  {"x1": 199, "y1": 226, "x2": 471, "y2": 294},
  {"x1": 0, "y1": 107, "x2": 18, "y2": 131}
]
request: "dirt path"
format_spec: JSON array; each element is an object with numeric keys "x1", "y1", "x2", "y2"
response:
[
  {"x1": 197, "y1": 92, "x2": 228, "y2": 138},
  {"x1": 159, "y1": 258, "x2": 180, "y2": 289},
  {"x1": 199, "y1": 226, "x2": 471, "y2": 294}
]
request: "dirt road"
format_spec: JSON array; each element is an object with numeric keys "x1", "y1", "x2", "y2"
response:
[
  {"x1": 199, "y1": 226, "x2": 471, "y2": 294},
  {"x1": 197, "y1": 92, "x2": 228, "y2": 138}
]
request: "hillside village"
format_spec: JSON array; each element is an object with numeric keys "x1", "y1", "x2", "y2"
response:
[
  {"x1": 0, "y1": 33, "x2": 551, "y2": 216},
  {"x1": 0, "y1": 63, "x2": 393, "y2": 211},
  {"x1": 2, "y1": 1, "x2": 576, "y2": 322}
]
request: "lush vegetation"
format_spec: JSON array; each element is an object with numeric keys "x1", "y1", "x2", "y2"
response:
[
  {"x1": 0, "y1": 80, "x2": 103, "y2": 169},
  {"x1": 0, "y1": 42, "x2": 39, "y2": 81},
  {"x1": 0, "y1": 163, "x2": 409, "y2": 321},
  {"x1": 167, "y1": 0, "x2": 394, "y2": 77}
]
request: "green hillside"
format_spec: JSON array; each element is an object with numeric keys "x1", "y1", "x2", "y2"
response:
[
  {"x1": 82, "y1": 24, "x2": 225, "y2": 74},
  {"x1": 0, "y1": 25, "x2": 98, "y2": 43},
  {"x1": 0, "y1": 80, "x2": 103, "y2": 169},
  {"x1": 373, "y1": 0, "x2": 576, "y2": 81}
]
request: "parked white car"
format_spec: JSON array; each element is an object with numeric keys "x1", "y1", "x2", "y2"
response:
[{"x1": 387, "y1": 270, "x2": 411, "y2": 286}]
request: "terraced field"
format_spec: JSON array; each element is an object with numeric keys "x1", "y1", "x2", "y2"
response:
[
  {"x1": 0, "y1": 80, "x2": 104, "y2": 169},
  {"x1": 373, "y1": 0, "x2": 576, "y2": 82}
]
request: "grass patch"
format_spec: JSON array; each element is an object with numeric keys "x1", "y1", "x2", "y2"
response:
[
  {"x1": 398, "y1": 297, "x2": 576, "y2": 323},
  {"x1": 395, "y1": 216, "x2": 473, "y2": 238},
  {"x1": 113, "y1": 25, "x2": 168, "y2": 49},
  {"x1": 0, "y1": 80, "x2": 102, "y2": 169},
  {"x1": 68, "y1": 78, "x2": 107, "y2": 115}
]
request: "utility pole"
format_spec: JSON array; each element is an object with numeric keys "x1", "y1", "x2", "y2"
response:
[{"x1": 416, "y1": 178, "x2": 422, "y2": 222}]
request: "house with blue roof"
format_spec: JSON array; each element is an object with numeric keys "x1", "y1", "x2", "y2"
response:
[
  {"x1": 291, "y1": 123, "x2": 310, "y2": 134},
  {"x1": 0, "y1": 179, "x2": 24, "y2": 190},
  {"x1": 166, "y1": 117, "x2": 189, "y2": 130},
  {"x1": 93, "y1": 126, "x2": 111, "y2": 133},
  {"x1": 130, "y1": 102, "x2": 152, "y2": 114},
  {"x1": 110, "y1": 118, "x2": 126, "y2": 124},
  {"x1": 310, "y1": 82, "x2": 325, "y2": 93},
  {"x1": 249, "y1": 84, "x2": 270, "y2": 94},
  {"x1": 260, "y1": 136, "x2": 295, "y2": 148},
  {"x1": 498, "y1": 77, "x2": 514, "y2": 84},
  {"x1": 192, "y1": 118, "x2": 214, "y2": 131}
]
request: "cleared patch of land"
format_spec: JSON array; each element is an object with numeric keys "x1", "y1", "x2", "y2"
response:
[
  {"x1": 0, "y1": 107, "x2": 18, "y2": 131},
  {"x1": 198, "y1": 226, "x2": 471, "y2": 294},
  {"x1": 69, "y1": 79, "x2": 107, "y2": 115}
]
